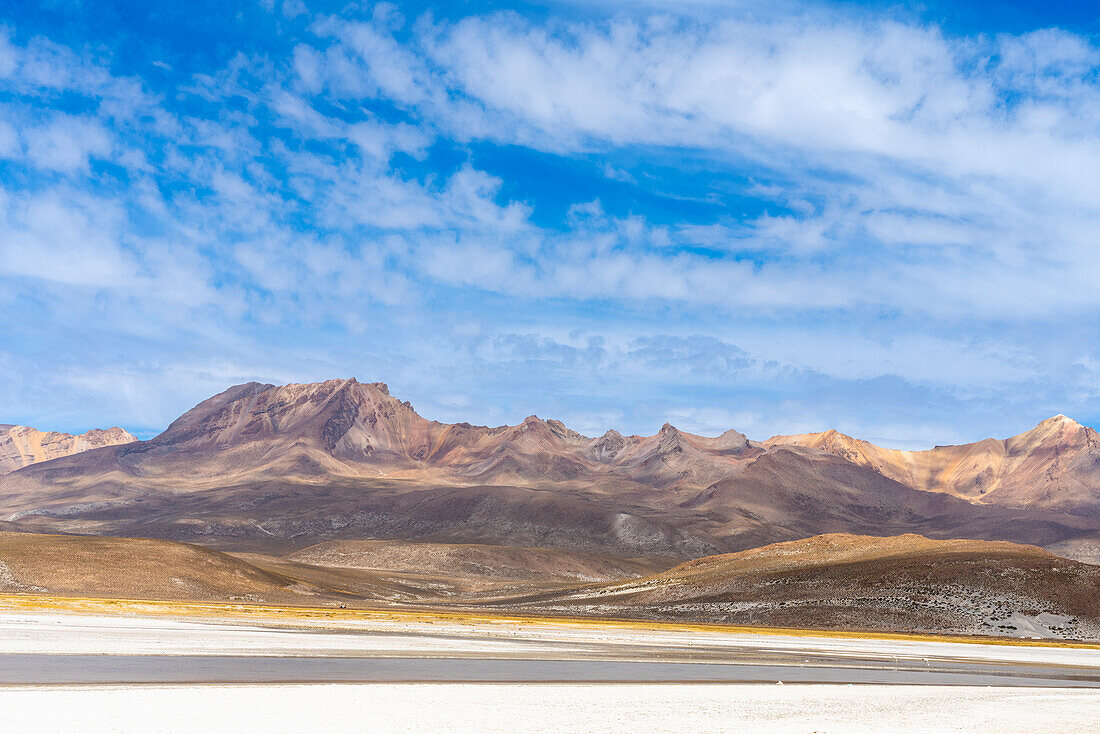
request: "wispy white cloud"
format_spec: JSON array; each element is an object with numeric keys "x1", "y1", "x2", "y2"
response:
[
  {"x1": 1, "y1": 3, "x2": 1099, "y2": 447},
  {"x1": 274, "y1": 9, "x2": 1100, "y2": 323}
]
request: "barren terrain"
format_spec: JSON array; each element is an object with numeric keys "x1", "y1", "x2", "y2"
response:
[
  {"x1": 1, "y1": 530, "x2": 1096, "y2": 640},
  {"x1": 503, "y1": 533, "x2": 1100, "y2": 639},
  {"x1": 0, "y1": 531, "x2": 299, "y2": 601}
]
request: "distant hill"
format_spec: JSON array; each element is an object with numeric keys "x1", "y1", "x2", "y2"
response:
[
  {"x1": 0, "y1": 531, "x2": 300, "y2": 602},
  {"x1": 0, "y1": 424, "x2": 136, "y2": 476},
  {"x1": 500, "y1": 533, "x2": 1100, "y2": 639}
]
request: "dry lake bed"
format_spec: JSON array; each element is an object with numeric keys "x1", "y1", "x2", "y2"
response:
[{"x1": 1, "y1": 607, "x2": 1098, "y2": 732}]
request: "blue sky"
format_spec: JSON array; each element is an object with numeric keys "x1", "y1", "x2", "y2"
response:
[{"x1": 2, "y1": 0, "x2": 1099, "y2": 448}]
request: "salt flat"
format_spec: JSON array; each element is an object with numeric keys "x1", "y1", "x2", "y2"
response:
[
  {"x1": 1, "y1": 610, "x2": 1098, "y2": 669},
  {"x1": 1, "y1": 609, "x2": 1099, "y2": 687},
  {"x1": 2, "y1": 609, "x2": 1099, "y2": 730},
  {"x1": 1, "y1": 683, "x2": 1098, "y2": 733}
]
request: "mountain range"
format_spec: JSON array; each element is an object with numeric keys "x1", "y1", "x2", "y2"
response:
[{"x1": 0, "y1": 378, "x2": 1096, "y2": 561}]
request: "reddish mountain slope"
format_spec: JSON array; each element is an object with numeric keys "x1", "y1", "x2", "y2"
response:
[{"x1": 0, "y1": 378, "x2": 766, "y2": 497}]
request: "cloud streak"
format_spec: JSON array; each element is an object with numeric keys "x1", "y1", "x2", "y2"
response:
[{"x1": 0, "y1": 2, "x2": 1097, "y2": 446}]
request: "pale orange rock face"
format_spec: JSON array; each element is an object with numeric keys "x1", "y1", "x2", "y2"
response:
[
  {"x1": 766, "y1": 415, "x2": 1100, "y2": 512},
  {"x1": 0, "y1": 425, "x2": 137, "y2": 477}
]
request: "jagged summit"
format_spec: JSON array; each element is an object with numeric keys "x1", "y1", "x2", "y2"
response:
[{"x1": 1024, "y1": 414, "x2": 1086, "y2": 438}]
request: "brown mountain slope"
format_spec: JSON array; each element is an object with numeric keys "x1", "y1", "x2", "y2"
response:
[
  {"x1": 285, "y1": 540, "x2": 668, "y2": 582},
  {"x1": 0, "y1": 531, "x2": 302, "y2": 602},
  {"x1": 0, "y1": 476, "x2": 730, "y2": 558},
  {"x1": 768, "y1": 415, "x2": 1100, "y2": 513},
  {"x1": 0, "y1": 379, "x2": 1095, "y2": 558},
  {"x1": 501, "y1": 533, "x2": 1100, "y2": 640},
  {"x1": 673, "y1": 447, "x2": 1089, "y2": 552},
  {"x1": 0, "y1": 424, "x2": 136, "y2": 477}
]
